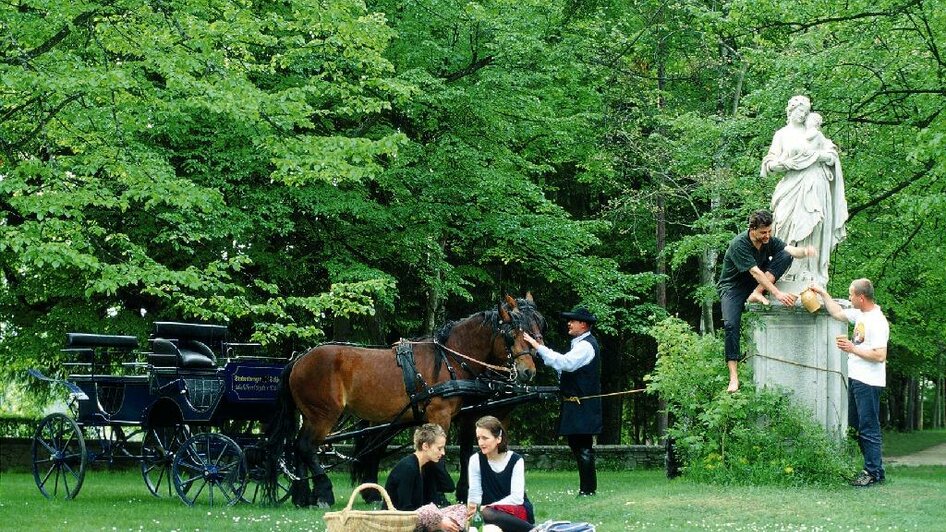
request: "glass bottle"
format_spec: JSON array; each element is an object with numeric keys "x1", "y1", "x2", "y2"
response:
[{"x1": 470, "y1": 505, "x2": 484, "y2": 532}]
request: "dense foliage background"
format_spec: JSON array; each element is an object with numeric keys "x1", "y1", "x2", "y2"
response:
[{"x1": 2, "y1": 0, "x2": 944, "y2": 439}]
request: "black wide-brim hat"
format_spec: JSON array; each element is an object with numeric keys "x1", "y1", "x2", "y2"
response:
[{"x1": 561, "y1": 306, "x2": 597, "y2": 324}]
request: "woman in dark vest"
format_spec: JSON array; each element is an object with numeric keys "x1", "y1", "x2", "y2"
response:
[
  {"x1": 524, "y1": 306, "x2": 602, "y2": 496},
  {"x1": 466, "y1": 416, "x2": 534, "y2": 532},
  {"x1": 385, "y1": 423, "x2": 467, "y2": 531}
]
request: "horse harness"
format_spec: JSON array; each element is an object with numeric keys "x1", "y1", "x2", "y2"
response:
[
  {"x1": 394, "y1": 340, "x2": 511, "y2": 421},
  {"x1": 393, "y1": 306, "x2": 538, "y2": 420}
]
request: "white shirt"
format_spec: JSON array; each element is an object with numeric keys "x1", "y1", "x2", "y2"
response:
[
  {"x1": 535, "y1": 331, "x2": 595, "y2": 374},
  {"x1": 843, "y1": 306, "x2": 889, "y2": 387},
  {"x1": 466, "y1": 452, "x2": 525, "y2": 506}
]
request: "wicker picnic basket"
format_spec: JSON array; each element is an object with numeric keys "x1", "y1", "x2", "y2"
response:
[{"x1": 323, "y1": 483, "x2": 418, "y2": 532}]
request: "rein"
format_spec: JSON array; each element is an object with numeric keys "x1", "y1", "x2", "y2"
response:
[{"x1": 399, "y1": 340, "x2": 512, "y2": 375}]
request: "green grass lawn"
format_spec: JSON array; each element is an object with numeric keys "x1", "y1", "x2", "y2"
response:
[
  {"x1": 1, "y1": 466, "x2": 944, "y2": 530},
  {"x1": 883, "y1": 428, "x2": 946, "y2": 457}
]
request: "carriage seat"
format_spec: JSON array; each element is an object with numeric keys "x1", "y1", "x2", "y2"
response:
[
  {"x1": 150, "y1": 338, "x2": 217, "y2": 369},
  {"x1": 152, "y1": 322, "x2": 228, "y2": 345},
  {"x1": 65, "y1": 333, "x2": 139, "y2": 350}
]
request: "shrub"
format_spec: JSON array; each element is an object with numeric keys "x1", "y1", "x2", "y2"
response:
[
  {"x1": 0, "y1": 416, "x2": 40, "y2": 438},
  {"x1": 646, "y1": 317, "x2": 857, "y2": 486}
]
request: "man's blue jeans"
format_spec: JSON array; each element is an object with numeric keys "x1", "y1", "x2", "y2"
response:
[{"x1": 849, "y1": 378, "x2": 885, "y2": 480}]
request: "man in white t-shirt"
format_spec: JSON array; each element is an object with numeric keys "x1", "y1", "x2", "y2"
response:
[{"x1": 810, "y1": 279, "x2": 889, "y2": 487}]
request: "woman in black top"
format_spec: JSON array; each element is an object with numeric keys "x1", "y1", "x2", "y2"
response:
[{"x1": 385, "y1": 423, "x2": 467, "y2": 531}]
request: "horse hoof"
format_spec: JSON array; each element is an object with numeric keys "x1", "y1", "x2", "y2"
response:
[{"x1": 316, "y1": 501, "x2": 331, "y2": 509}]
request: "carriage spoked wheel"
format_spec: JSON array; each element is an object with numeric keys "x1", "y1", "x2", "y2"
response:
[
  {"x1": 171, "y1": 432, "x2": 247, "y2": 506},
  {"x1": 239, "y1": 443, "x2": 292, "y2": 505},
  {"x1": 141, "y1": 423, "x2": 190, "y2": 497},
  {"x1": 31, "y1": 413, "x2": 88, "y2": 500}
]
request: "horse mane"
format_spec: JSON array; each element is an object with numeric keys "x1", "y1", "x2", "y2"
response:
[
  {"x1": 435, "y1": 311, "x2": 493, "y2": 344},
  {"x1": 434, "y1": 298, "x2": 546, "y2": 344}
]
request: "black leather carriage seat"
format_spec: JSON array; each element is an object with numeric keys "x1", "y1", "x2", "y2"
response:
[
  {"x1": 150, "y1": 338, "x2": 216, "y2": 369},
  {"x1": 152, "y1": 322, "x2": 228, "y2": 345},
  {"x1": 65, "y1": 333, "x2": 140, "y2": 350}
]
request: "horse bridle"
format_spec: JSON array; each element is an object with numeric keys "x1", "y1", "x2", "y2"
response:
[{"x1": 497, "y1": 310, "x2": 540, "y2": 381}]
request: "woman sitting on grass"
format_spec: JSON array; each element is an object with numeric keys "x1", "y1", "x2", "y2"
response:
[
  {"x1": 467, "y1": 416, "x2": 535, "y2": 532},
  {"x1": 385, "y1": 423, "x2": 468, "y2": 532}
]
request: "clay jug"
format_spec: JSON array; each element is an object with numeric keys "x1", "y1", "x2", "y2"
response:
[{"x1": 800, "y1": 288, "x2": 822, "y2": 313}]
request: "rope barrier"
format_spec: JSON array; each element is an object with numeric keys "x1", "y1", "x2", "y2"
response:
[
  {"x1": 563, "y1": 387, "x2": 648, "y2": 405},
  {"x1": 745, "y1": 353, "x2": 848, "y2": 390}
]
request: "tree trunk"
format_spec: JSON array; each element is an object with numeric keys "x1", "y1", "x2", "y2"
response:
[
  {"x1": 914, "y1": 378, "x2": 923, "y2": 431},
  {"x1": 936, "y1": 374, "x2": 945, "y2": 429},
  {"x1": 423, "y1": 262, "x2": 442, "y2": 336},
  {"x1": 699, "y1": 238, "x2": 717, "y2": 335},
  {"x1": 930, "y1": 375, "x2": 946, "y2": 429},
  {"x1": 902, "y1": 377, "x2": 916, "y2": 432},
  {"x1": 886, "y1": 374, "x2": 901, "y2": 430},
  {"x1": 599, "y1": 335, "x2": 625, "y2": 444},
  {"x1": 654, "y1": 18, "x2": 669, "y2": 443}
]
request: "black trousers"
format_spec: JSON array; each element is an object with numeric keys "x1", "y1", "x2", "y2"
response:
[
  {"x1": 567, "y1": 434, "x2": 596, "y2": 494},
  {"x1": 720, "y1": 249, "x2": 793, "y2": 362}
]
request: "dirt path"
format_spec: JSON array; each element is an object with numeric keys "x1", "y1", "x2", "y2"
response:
[{"x1": 885, "y1": 442, "x2": 946, "y2": 466}]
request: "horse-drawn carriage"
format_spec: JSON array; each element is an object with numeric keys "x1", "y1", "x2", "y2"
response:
[
  {"x1": 29, "y1": 321, "x2": 291, "y2": 506},
  {"x1": 29, "y1": 295, "x2": 559, "y2": 508}
]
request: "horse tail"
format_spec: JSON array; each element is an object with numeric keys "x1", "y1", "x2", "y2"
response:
[{"x1": 262, "y1": 358, "x2": 299, "y2": 505}]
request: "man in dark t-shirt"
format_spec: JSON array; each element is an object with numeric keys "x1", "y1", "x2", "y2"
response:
[{"x1": 718, "y1": 210, "x2": 815, "y2": 392}]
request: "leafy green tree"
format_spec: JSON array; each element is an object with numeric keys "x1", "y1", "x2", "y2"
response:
[{"x1": 1, "y1": 0, "x2": 407, "y2": 384}]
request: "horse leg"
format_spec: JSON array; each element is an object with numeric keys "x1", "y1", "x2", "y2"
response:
[
  {"x1": 454, "y1": 413, "x2": 476, "y2": 503},
  {"x1": 292, "y1": 422, "x2": 336, "y2": 508},
  {"x1": 424, "y1": 402, "x2": 466, "y2": 503},
  {"x1": 298, "y1": 429, "x2": 335, "y2": 507},
  {"x1": 350, "y1": 431, "x2": 383, "y2": 503},
  {"x1": 290, "y1": 431, "x2": 313, "y2": 507}
]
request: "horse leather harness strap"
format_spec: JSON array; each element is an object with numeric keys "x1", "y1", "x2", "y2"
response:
[
  {"x1": 395, "y1": 341, "x2": 501, "y2": 419},
  {"x1": 395, "y1": 342, "x2": 425, "y2": 420}
]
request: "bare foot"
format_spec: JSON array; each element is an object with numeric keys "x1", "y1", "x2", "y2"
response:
[
  {"x1": 747, "y1": 292, "x2": 770, "y2": 305},
  {"x1": 727, "y1": 380, "x2": 739, "y2": 393}
]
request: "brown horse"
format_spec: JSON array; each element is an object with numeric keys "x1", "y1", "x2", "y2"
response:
[{"x1": 263, "y1": 294, "x2": 545, "y2": 506}]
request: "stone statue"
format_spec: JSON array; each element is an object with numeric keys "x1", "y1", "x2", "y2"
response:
[{"x1": 760, "y1": 95, "x2": 848, "y2": 294}]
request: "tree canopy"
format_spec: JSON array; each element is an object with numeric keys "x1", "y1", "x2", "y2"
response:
[{"x1": 2, "y1": 0, "x2": 943, "y2": 434}]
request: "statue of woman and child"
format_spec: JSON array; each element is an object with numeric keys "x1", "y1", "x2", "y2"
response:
[{"x1": 760, "y1": 95, "x2": 849, "y2": 296}]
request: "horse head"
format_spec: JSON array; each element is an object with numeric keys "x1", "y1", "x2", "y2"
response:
[{"x1": 495, "y1": 293, "x2": 545, "y2": 383}]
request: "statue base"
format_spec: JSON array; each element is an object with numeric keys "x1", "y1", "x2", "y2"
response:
[
  {"x1": 747, "y1": 299, "x2": 849, "y2": 439},
  {"x1": 774, "y1": 278, "x2": 812, "y2": 298}
]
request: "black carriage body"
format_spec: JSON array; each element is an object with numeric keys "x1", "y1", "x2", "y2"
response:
[
  {"x1": 142, "y1": 360, "x2": 282, "y2": 427},
  {"x1": 67, "y1": 362, "x2": 281, "y2": 428},
  {"x1": 61, "y1": 326, "x2": 284, "y2": 429},
  {"x1": 30, "y1": 324, "x2": 290, "y2": 504}
]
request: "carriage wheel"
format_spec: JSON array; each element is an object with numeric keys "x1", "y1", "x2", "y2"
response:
[
  {"x1": 141, "y1": 423, "x2": 189, "y2": 497},
  {"x1": 172, "y1": 432, "x2": 247, "y2": 506},
  {"x1": 239, "y1": 443, "x2": 292, "y2": 505},
  {"x1": 31, "y1": 413, "x2": 87, "y2": 500}
]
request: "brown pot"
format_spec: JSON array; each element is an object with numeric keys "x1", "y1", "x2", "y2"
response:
[{"x1": 800, "y1": 288, "x2": 822, "y2": 313}]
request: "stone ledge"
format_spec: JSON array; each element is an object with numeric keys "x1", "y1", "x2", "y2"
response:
[{"x1": 512, "y1": 444, "x2": 665, "y2": 471}]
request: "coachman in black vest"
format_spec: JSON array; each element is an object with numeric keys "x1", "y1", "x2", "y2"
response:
[{"x1": 524, "y1": 306, "x2": 602, "y2": 496}]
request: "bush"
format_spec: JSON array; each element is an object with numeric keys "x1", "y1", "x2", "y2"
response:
[
  {"x1": 646, "y1": 317, "x2": 857, "y2": 486},
  {"x1": 0, "y1": 416, "x2": 40, "y2": 438}
]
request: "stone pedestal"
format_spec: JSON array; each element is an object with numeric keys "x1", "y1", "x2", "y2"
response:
[{"x1": 748, "y1": 300, "x2": 849, "y2": 439}]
